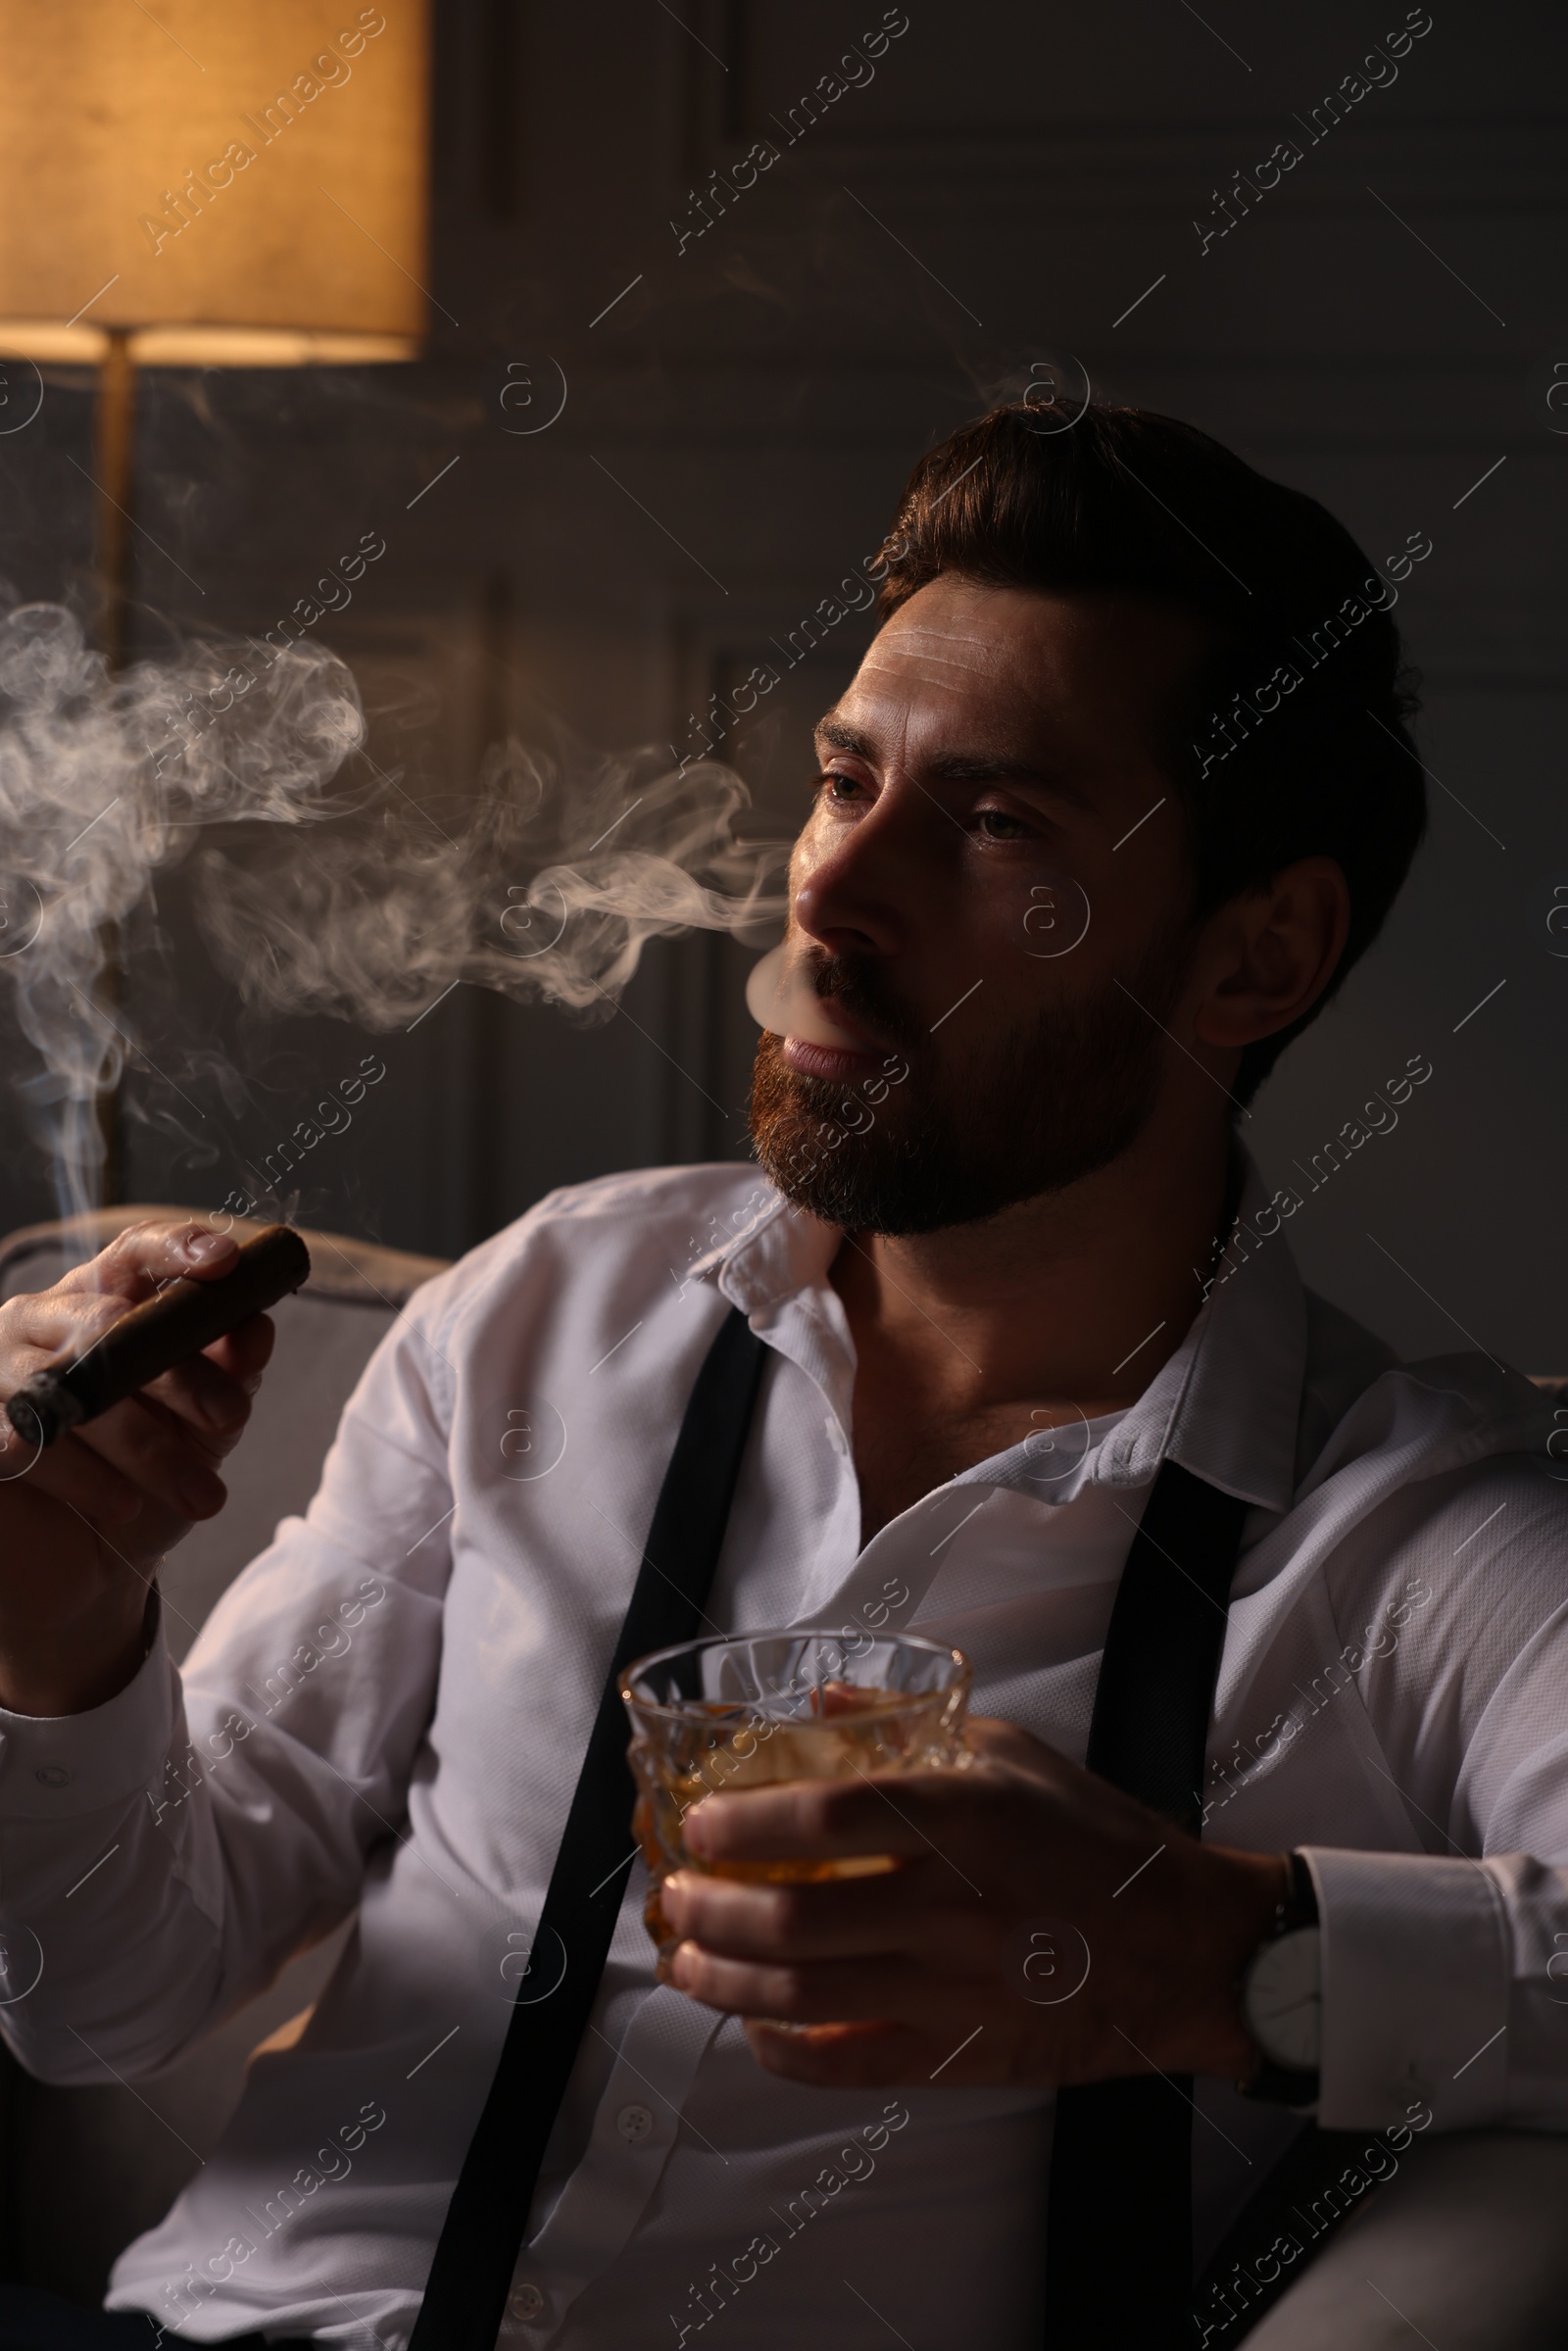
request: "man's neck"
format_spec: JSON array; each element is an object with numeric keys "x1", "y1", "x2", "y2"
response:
[{"x1": 829, "y1": 1115, "x2": 1236, "y2": 1428}]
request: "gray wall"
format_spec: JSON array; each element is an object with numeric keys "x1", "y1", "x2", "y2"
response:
[{"x1": 0, "y1": 0, "x2": 1564, "y2": 1370}]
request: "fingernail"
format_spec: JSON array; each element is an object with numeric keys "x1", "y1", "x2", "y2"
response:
[
  {"x1": 184, "y1": 1232, "x2": 234, "y2": 1263},
  {"x1": 662, "y1": 1872, "x2": 691, "y2": 1918},
  {"x1": 684, "y1": 1805, "x2": 711, "y2": 1856},
  {"x1": 179, "y1": 1471, "x2": 222, "y2": 1516},
  {"x1": 669, "y1": 1943, "x2": 698, "y2": 1989}
]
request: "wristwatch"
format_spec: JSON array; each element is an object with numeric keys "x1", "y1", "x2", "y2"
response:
[{"x1": 1238, "y1": 1849, "x2": 1321, "y2": 2105}]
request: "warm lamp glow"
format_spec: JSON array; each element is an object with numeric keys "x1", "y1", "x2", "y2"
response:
[
  {"x1": 0, "y1": 1, "x2": 430, "y2": 362},
  {"x1": 0, "y1": 322, "x2": 419, "y2": 367},
  {"x1": 0, "y1": 2, "x2": 434, "y2": 1207}
]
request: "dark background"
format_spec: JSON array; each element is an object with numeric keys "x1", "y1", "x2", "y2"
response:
[{"x1": 1, "y1": 0, "x2": 1564, "y2": 1367}]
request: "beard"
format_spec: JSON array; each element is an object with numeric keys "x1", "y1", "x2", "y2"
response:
[{"x1": 748, "y1": 939, "x2": 1189, "y2": 1236}]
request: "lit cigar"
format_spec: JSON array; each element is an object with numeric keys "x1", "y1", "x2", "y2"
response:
[{"x1": 4, "y1": 1224, "x2": 311, "y2": 1450}]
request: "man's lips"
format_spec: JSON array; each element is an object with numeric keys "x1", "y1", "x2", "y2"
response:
[
  {"x1": 801, "y1": 995, "x2": 890, "y2": 1055},
  {"x1": 779, "y1": 996, "x2": 900, "y2": 1081},
  {"x1": 780, "y1": 1035, "x2": 884, "y2": 1079}
]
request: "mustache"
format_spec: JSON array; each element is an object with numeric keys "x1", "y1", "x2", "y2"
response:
[{"x1": 796, "y1": 950, "x2": 927, "y2": 1057}]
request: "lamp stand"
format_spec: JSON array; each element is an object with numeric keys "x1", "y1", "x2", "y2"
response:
[{"x1": 92, "y1": 326, "x2": 137, "y2": 1201}]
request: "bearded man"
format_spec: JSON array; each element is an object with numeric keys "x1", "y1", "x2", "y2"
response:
[{"x1": 2, "y1": 404, "x2": 1566, "y2": 2351}]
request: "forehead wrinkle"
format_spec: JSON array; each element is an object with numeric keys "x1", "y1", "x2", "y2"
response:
[
  {"x1": 855, "y1": 659, "x2": 999, "y2": 710},
  {"x1": 862, "y1": 639, "x2": 996, "y2": 679},
  {"x1": 845, "y1": 658, "x2": 1059, "y2": 752},
  {"x1": 885, "y1": 623, "x2": 998, "y2": 655}
]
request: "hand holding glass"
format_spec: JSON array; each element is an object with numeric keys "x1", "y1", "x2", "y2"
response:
[{"x1": 621, "y1": 1629, "x2": 971, "y2": 1977}]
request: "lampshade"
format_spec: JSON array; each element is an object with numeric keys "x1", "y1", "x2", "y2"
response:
[{"x1": 0, "y1": 0, "x2": 430, "y2": 366}]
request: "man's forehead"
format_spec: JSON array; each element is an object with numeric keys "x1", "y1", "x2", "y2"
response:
[
  {"x1": 819, "y1": 580, "x2": 1209, "y2": 758},
  {"x1": 821, "y1": 611, "x2": 1070, "y2": 759},
  {"x1": 863, "y1": 589, "x2": 1058, "y2": 682}
]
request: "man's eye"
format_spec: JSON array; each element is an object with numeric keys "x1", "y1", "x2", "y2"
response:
[
  {"x1": 814, "y1": 770, "x2": 862, "y2": 802},
  {"x1": 976, "y1": 808, "x2": 1029, "y2": 839}
]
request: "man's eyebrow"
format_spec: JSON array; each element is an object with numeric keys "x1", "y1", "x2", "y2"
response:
[
  {"x1": 813, "y1": 715, "x2": 873, "y2": 759},
  {"x1": 924, "y1": 753, "x2": 1079, "y2": 794}
]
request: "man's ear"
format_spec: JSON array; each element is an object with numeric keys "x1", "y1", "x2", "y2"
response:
[{"x1": 1192, "y1": 857, "x2": 1351, "y2": 1053}]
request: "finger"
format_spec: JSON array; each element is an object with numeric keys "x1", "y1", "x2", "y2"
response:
[
  {"x1": 20, "y1": 1306, "x2": 272, "y2": 1459},
  {"x1": 136, "y1": 1307, "x2": 274, "y2": 1457},
  {"x1": 13, "y1": 1424, "x2": 146, "y2": 1528},
  {"x1": 668, "y1": 1940, "x2": 935, "y2": 2026},
  {"x1": 54, "y1": 1220, "x2": 237, "y2": 1300},
  {"x1": 961, "y1": 1714, "x2": 1054, "y2": 1766},
  {"x1": 137, "y1": 1346, "x2": 259, "y2": 1450},
  {"x1": 1, "y1": 1287, "x2": 139, "y2": 1367},
  {"x1": 744, "y1": 2018, "x2": 930, "y2": 2088},
  {"x1": 203, "y1": 1308, "x2": 275, "y2": 1389},
  {"x1": 685, "y1": 1768, "x2": 978, "y2": 1866},
  {"x1": 1, "y1": 1236, "x2": 240, "y2": 1389},
  {"x1": 661, "y1": 1865, "x2": 939, "y2": 1963},
  {"x1": 75, "y1": 1396, "x2": 227, "y2": 1520}
]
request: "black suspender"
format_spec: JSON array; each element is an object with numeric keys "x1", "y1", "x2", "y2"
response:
[
  {"x1": 408, "y1": 1305, "x2": 768, "y2": 2351},
  {"x1": 1042, "y1": 1461, "x2": 1250, "y2": 2348}
]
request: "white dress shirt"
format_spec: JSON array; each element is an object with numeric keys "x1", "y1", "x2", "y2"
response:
[{"x1": 2, "y1": 1157, "x2": 1566, "y2": 2349}]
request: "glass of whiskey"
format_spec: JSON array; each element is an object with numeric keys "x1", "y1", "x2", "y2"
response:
[{"x1": 621, "y1": 1628, "x2": 971, "y2": 1975}]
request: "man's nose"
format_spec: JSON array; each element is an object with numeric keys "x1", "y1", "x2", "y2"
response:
[{"x1": 791, "y1": 789, "x2": 915, "y2": 959}]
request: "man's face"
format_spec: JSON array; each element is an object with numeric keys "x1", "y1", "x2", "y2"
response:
[{"x1": 748, "y1": 573, "x2": 1216, "y2": 1233}]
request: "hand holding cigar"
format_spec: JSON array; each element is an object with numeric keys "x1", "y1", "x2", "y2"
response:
[
  {"x1": 0, "y1": 1220, "x2": 287, "y2": 1715},
  {"x1": 4, "y1": 1224, "x2": 310, "y2": 1448}
]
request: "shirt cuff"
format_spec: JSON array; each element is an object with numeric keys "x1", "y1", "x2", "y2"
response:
[
  {"x1": 1306, "y1": 1845, "x2": 1510, "y2": 2131},
  {"x1": 0, "y1": 1617, "x2": 175, "y2": 1820}
]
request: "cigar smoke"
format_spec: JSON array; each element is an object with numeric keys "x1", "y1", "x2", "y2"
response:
[
  {"x1": 743, "y1": 941, "x2": 848, "y2": 1048},
  {"x1": 0, "y1": 597, "x2": 788, "y2": 1223}
]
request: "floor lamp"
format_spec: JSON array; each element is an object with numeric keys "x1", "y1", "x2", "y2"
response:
[{"x1": 0, "y1": 0, "x2": 431, "y2": 1200}]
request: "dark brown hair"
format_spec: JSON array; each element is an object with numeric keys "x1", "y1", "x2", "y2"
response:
[{"x1": 873, "y1": 402, "x2": 1426, "y2": 1102}]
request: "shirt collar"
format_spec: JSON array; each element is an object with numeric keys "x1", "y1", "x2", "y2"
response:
[
  {"x1": 702, "y1": 1188, "x2": 838, "y2": 1317},
  {"x1": 699, "y1": 1150, "x2": 1307, "y2": 1519},
  {"x1": 1088, "y1": 1154, "x2": 1307, "y2": 1515}
]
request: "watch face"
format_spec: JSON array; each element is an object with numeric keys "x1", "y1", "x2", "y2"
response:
[{"x1": 1244, "y1": 1927, "x2": 1322, "y2": 2072}]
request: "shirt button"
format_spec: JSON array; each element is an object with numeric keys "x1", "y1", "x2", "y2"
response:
[
  {"x1": 33, "y1": 1766, "x2": 71, "y2": 1788},
  {"x1": 508, "y1": 2283, "x2": 545, "y2": 2323},
  {"x1": 616, "y1": 2102, "x2": 655, "y2": 2143}
]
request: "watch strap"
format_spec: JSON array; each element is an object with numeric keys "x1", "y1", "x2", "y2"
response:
[
  {"x1": 1278, "y1": 1846, "x2": 1319, "y2": 1932},
  {"x1": 1246, "y1": 2051, "x2": 1321, "y2": 2107}
]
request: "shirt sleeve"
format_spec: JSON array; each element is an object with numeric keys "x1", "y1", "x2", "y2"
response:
[
  {"x1": 0, "y1": 1277, "x2": 461, "y2": 2084},
  {"x1": 1309, "y1": 1455, "x2": 1568, "y2": 2132},
  {"x1": 1306, "y1": 1845, "x2": 1513, "y2": 2128}
]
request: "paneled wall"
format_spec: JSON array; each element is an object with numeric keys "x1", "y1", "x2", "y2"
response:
[{"x1": 0, "y1": 0, "x2": 1563, "y2": 1367}]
